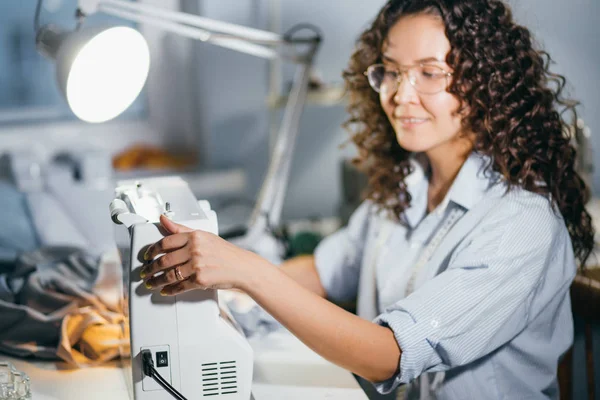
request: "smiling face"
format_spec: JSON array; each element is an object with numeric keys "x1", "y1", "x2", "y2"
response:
[{"x1": 380, "y1": 13, "x2": 471, "y2": 155}]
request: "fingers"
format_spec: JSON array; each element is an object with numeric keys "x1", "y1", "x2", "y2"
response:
[
  {"x1": 144, "y1": 233, "x2": 189, "y2": 261},
  {"x1": 160, "y1": 214, "x2": 194, "y2": 234},
  {"x1": 160, "y1": 268, "x2": 230, "y2": 296},
  {"x1": 141, "y1": 245, "x2": 191, "y2": 278},
  {"x1": 160, "y1": 275, "x2": 198, "y2": 296},
  {"x1": 141, "y1": 228, "x2": 236, "y2": 296},
  {"x1": 144, "y1": 261, "x2": 193, "y2": 289}
]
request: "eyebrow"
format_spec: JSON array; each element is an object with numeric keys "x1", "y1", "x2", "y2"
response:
[{"x1": 382, "y1": 54, "x2": 446, "y2": 64}]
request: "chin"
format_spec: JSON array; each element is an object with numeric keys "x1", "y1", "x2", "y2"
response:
[{"x1": 395, "y1": 134, "x2": 437, "y2": 153}]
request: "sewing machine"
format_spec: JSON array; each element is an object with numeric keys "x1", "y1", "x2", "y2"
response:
[{"x1": 110, "y1": 176, "x2": 253, "y2": 400}]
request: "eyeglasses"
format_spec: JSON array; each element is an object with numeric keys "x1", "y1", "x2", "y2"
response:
[{"x1": 364, "y1": 63, "x2": 452, "y2": 95}]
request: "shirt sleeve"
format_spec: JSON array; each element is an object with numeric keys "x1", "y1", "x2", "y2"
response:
[
  {"x1": 314, "y1": 201, "x2": 372, "y2": 303},
  {"x1": 372, "y1": 197, "x2": 576, "y2": 393}
]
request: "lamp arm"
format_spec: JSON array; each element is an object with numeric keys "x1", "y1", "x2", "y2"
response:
[
  {"x1": 81, "y1": 0, "x2": 317, "y2": 61},
  {"x1": 98, "y1": 4, "x2": 280, "y2": 59},
  {"x1": 81, "y1": 1, "x2": 298, "y2": 44},
  {"x1": 242, "y1": 53, "x2": 315, "y2": 246},
  {"x1": 97, "y1": 0, "x2": 283, "y2": 42}
]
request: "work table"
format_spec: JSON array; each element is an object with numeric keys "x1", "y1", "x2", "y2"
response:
[{"x1": 3, "y1": 329, "x2": 368, "y2": 400}]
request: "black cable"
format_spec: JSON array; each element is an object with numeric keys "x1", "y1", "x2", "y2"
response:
[
  {"x1": 141, "y1": 350, "x2": 188, "y2": 400},
  {"x1": 34, "y1": 0, "x2": 44, "y2": 32},
  {"x1": 151, "y1": 370, "x2": 186, "y2": 400}
]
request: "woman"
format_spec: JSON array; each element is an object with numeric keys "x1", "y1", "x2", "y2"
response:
[{"x1": 140, "y1": 0, "x2": 594, "y2": 398}]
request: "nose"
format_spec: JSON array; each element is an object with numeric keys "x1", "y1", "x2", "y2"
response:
[{"x1": 392, "y1": 71, "x2": 419, "y2": 104}]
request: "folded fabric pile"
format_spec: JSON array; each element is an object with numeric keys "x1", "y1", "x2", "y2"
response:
[
  {"x1": 0, "y1": 246, "x2": 128, "y2": 367},
  {"x1": 0, "y1": 152, "x2": 127, "y2": 367}
]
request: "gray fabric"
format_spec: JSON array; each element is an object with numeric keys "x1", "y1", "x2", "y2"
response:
[{"x1": 0, "y1": 247, "x2": 100, "y2": 359}]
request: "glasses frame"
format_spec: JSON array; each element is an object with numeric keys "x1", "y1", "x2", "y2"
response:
[{"x1": 364, "y1": 63, "x2": 453, "y2": 95}]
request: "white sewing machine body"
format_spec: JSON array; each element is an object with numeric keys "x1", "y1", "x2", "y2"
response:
[{"x1": 110, "y1": 176, "x2": 253, "y2": 400}]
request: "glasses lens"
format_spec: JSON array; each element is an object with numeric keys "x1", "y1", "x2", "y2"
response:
[
  {"x1": 367, "y1": 65, "x2": 402, "y2": 93},
  {"x1": 366, "y1": 64, "x2": 386, "y2": 93},
  {"x1": 413, "y1": 65, "x2": 449, "y2": 94},
  {"x1": 366, "y1": 64, "x2": 449, "y2": 94}
]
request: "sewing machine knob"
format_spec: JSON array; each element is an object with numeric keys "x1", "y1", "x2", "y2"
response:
[{"x1": 110, "y1": 199, "x2": 129, "y2": 224}]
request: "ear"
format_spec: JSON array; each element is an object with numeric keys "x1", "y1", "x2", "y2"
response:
[{"x1": 160, "y1": 214, "x2": 194, "y2": 234}]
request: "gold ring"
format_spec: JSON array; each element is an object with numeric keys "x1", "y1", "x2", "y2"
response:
[{"x1": 174, "y1": 266, "x2": 184, "y2": 281}]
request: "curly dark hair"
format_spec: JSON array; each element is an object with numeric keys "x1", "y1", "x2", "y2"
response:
[{"x1": 342, "y1": 0, "x2": 594, "y2": 266}]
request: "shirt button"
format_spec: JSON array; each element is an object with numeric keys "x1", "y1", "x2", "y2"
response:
[{"x1": 430, "y1": 320, "x2": 439, "y2": 328}]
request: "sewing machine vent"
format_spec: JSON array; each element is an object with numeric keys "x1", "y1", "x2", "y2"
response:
[{"x1": 201, "y1": 360, "x2": 238, "y2": 397}]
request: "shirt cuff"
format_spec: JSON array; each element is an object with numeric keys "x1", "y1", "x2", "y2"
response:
[{"x1": 372, "y1": 309, "x2": 441, "y2": 393}]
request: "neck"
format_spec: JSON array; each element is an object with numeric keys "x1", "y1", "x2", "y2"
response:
[{"x1": 425, "y1": 138, "x2": 473, "y2": 211}]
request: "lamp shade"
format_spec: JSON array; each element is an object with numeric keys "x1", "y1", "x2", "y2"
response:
[{"x1": 38, "y1": 25, "x2": 150, "y2": 123}]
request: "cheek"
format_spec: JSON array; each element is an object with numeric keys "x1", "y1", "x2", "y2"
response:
[
  {"x1": 379, "y1": 93, "x2": 395, "y2": 120},
  {"x1": 423, "y1": 94, "x2": 463, "y2": 127}
]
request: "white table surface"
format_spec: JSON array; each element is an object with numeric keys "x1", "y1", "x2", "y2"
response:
[{"x1": 3, "y1": 330, "x2": 368, "y2": 400}]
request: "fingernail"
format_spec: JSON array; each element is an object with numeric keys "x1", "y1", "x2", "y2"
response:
[
  {"x1": 160, "y1": 290, "x2": 167, "y2": 296},
  {"x1": 143, "y1": 248, "x2": 151, "y2": 261},
  {"x1": 140, "y1": 269, "x2": 146, "y2": 279},
  {"x1": 145, "y1": 281, "x2": 152, "y2": 289}
]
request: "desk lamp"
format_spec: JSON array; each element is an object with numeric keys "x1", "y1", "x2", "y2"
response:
[{"x1": 35, "y1": 0, "x2": 322, "y2": 259}]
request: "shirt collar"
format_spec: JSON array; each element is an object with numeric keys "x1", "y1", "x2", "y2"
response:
[{"x1": 402, "y1": 152, "x2": 498, "y2": 228}]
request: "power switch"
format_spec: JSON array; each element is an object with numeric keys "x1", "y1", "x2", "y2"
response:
[
  {"x1": 141, "y1": 345, "x2": 171, "y2": 391},
  {"x1": 156, "y1": 351, "x2": 168, "y2": 367}
]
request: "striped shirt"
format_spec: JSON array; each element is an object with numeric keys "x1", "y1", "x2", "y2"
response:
[{"x1": 314, "y1": 152, "x2": 575, "y2": 399}]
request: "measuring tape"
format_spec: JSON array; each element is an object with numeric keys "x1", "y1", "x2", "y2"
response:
[
  {"x1": 404, "y1": 206, "x2": 466, "y2": 296},
  {"x1": 396, "y1": 205, "x2": 465, "y2": 400}
]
